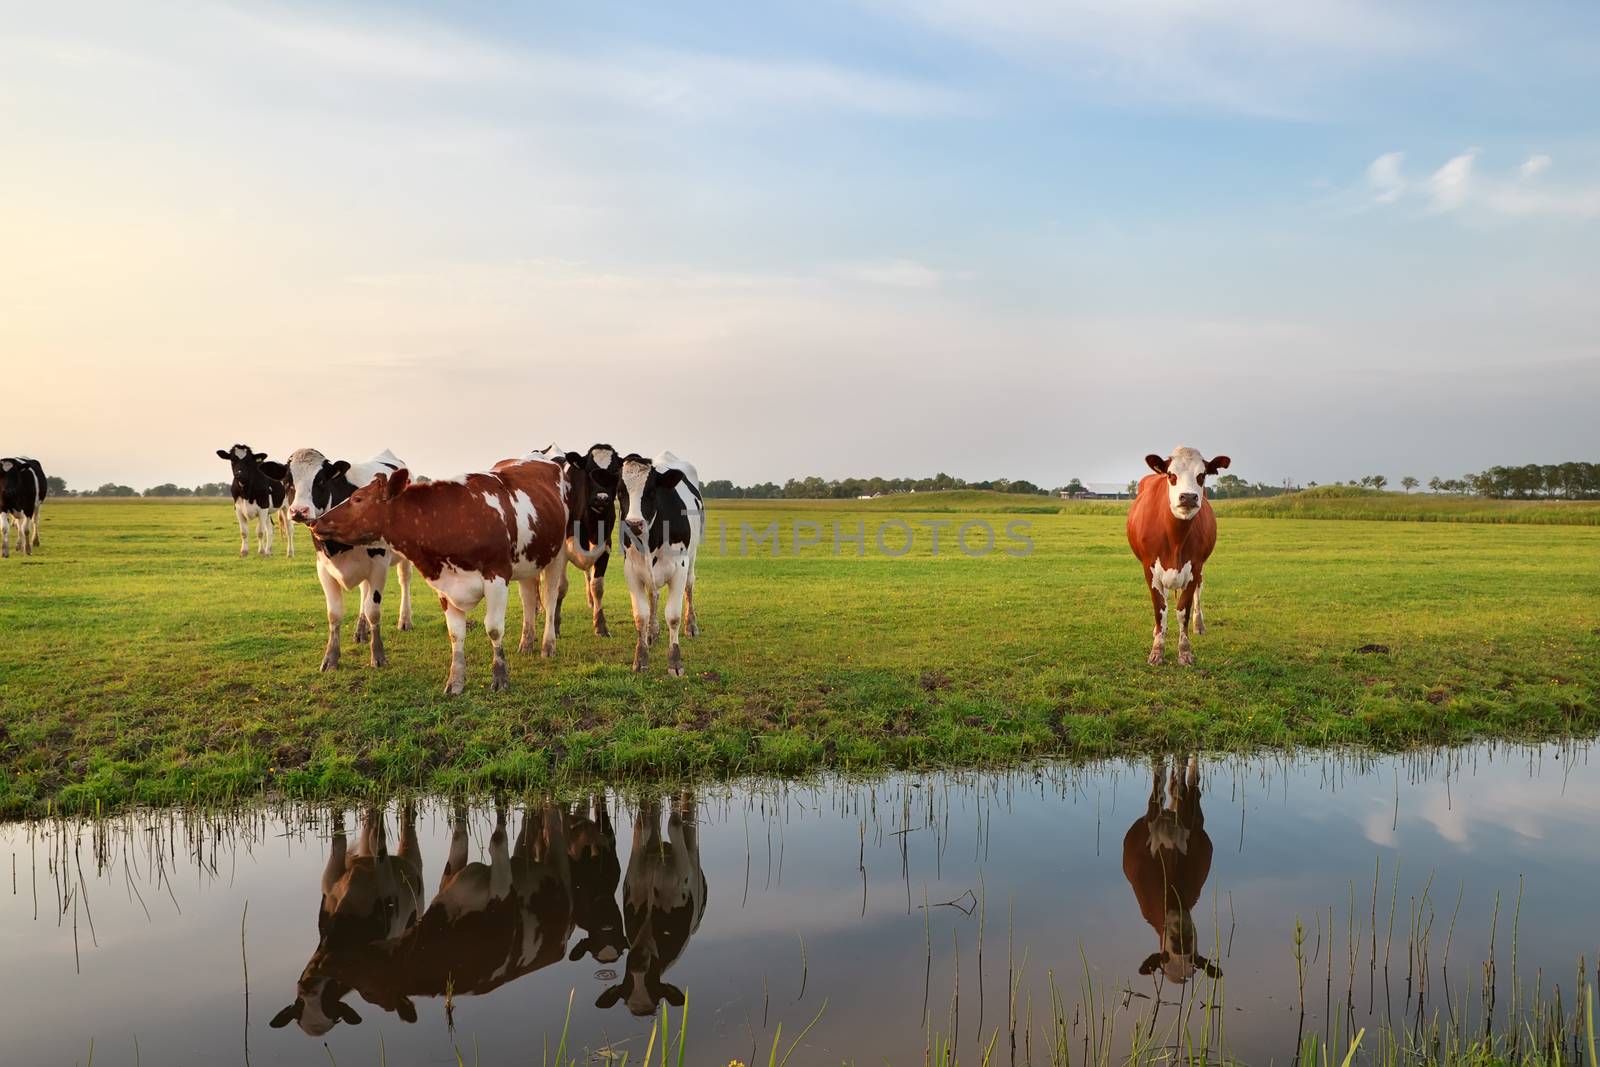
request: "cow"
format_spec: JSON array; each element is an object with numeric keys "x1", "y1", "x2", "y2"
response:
[
  {"x1": 596, "y1": 794, "x2": 707, "y2": 1016},
  {"x1": 541, "y1": 444, "x2": 623, "y2": 638},
  {"x1": 1126, "y1": 446, "x2": 1230, "y2": 666},
  {"x1": 284, "y1": 448, "x2": 417, "y2": 672},
  {"x1": 272, "y1": 803, "x2": 574, "y2": 1034},
  {"x1": 309, "y1": 457, "x2": 569, "y2": 695},
  {"x1": 1121, "y1": 755, "x2": 1218, "y2": 985},
  {"x1": 0, "y1": 457, "x2": 47, "y2": 558},
  {"x1": 566, "y1": 794, "x2": 627, "y2": 965},
  {"x1": 616, "y1": 452, "x2": 704, "y2": 676},
  {"x1": 270, "y1": 805, "x2": 425, "y2": 1036},
  {"x1": 216, "y1": 444, "x2": 293, "y2": 558}
]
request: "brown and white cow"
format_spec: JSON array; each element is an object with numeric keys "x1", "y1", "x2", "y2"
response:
[
  {"x1": 1120, "y1": 755, "x2": 1219, "y2": 986},
  {"x1": 310, "y1": 457, "x2": 569, "y2": 695},
  {"x1": 1126, "y1": 446, "x2": 1229, "y2": 666}
]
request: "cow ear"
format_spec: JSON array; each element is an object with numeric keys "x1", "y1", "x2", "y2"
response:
[
  {"x1": 569, "y1": 938, "x2": 591, "y2": 962},
  {"x1": 657, "y1": 468, "x2": 685, "y2": 490},
  {"x1": 1205, "y1": 455, "x2": 1231, "y2": 475},
  {"x1": 385, "y1": 469, "x2": 411, "y2": 499},
  {"x1": 332, "y1": 460, "x2": 351, "y2": 477},
  {"x1": 253, "y1": 452, "x2": 268, "y2": 462},
  {"x1": 1145, "y1": 454, "x2": 1169, "y2": 475},
  {"x1": 564, "y1": 451, "x2": 584, "y2": 466},
  {"x1": 657, "y1": 982, "x2": 685, "y2": 1007},
  {"x1": 595, "y1": 984, "x2": 624, "y2": 1010},
  {"x1": 1200, "y1": 956, "x2": 1223, "y2": 980},
  {"x1": 269, "y1": 1003, "x2": 301, "y2": 1028},
  {"x1": 217, "y1": 450, "x2": 232, "y2": 461},
  {"x1": 260, "y1": 460, "x2": 287, "y2": 479},
  {"x1": 336, "y1": 1001, "x2": 362, "y2": 1025},
  {"x1": 1139, "y1": 952, "x2": 1163, "y2": 976},
  {"x1": 395, "y1": 997, "x2": 417, "y2": 1024}
]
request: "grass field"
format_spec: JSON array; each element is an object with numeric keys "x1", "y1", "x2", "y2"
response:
[{"x1": 0, "y1": 496, "x2": 1596, "y2": 815}]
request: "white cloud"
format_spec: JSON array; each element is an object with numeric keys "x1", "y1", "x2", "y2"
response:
[
  {"x1": 225, "y1": 7, "x2": 973, "y2": 120},
  {"x1": 1427, "y1": 149, "x2": 1479, "y2": 211},
  {"x1": 833, "y1": 258, "x2": 971, "y2": 288},
  {"x1": 1519, "y1": 154, "x2": 1552, "y2": 179},
  {"x1": 1365, "y1": 149, "x2": 1600, "y2": 220},
  {"x1": 1367, "y1": 151, "x2": 1406, "y2": 203}
]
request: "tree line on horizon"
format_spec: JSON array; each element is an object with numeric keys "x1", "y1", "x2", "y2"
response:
[{"x1": 39, "y1": 460, "x2": 1600, "y2": 501}]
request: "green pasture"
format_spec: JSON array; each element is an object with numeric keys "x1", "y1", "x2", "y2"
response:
[{"x1": 0, "y1": 496, "x2": 1595, "y2": 815}]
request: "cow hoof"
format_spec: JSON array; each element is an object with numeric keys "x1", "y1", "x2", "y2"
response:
[
  {"x1": 444, "y1": 678, "x2": 466, "y2": 696},
  {"x1": 1195, "y1": 618, "x2": 1207, "y2": 636},
  {"x1": 1147, "y1": 650, "x2": 1165, "y2": 666},
  {"x1": 595, "y1": 620, "x2": 610, "y2": 638},
  {"x1": 320, "y1": 654, "x2": 339, "y2": 672},
  {"x1": 517, "y1": 639, "x2": 534, "y2": 654},
  {"x1": 354, "y1": 622, "x2": 370, "y2": 644},
  {"x1": 541, "y1": 640, "x2": 556, "y2": 658},
  {"x1": 491, "y1": 668, "x2": 510, "y2": 692},
  {"x1": 1179, "y1": 649, "x2": 1195, "y2": 666},
  {"x1": 398, "y1": 616, "x2": 414, "y2": 632},
  {"x1": 371, "y1": 650, "x2": 388, "y2": 669},
  {"x1": 686, "y1": 621, "x2": 700, "y2": 638},
  {"x1": 632, "y1": 646, "x2": 649, "y2": 672},
  {"x1": 668, "y1": 646, "x2": 683, "y2": 675}
]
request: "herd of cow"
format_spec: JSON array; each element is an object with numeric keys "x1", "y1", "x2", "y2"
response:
[
  {"x1": 211, "y1": 442, "x2": 707, "y2": 689},
  {"x1": 272, "y1": 794, "x2": 708, "y2": 1034},
  {"x1": 7, "y1": 444, "x2": 1230, "y2": 674}
]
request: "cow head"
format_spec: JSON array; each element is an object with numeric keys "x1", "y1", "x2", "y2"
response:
[
  {"x1": 311, "y1": 469, "x2": 410, "y2": 546},
  {"x1": 617, "y1": 454, "x2": 686, "y2": 546},
  {"x1": 595, "y1": 957, "x2": 686, "y2": 1017},
  {"x1": 285, "y1": 447, "x2": 354, "y2": 525},
  {"x1": 1138, "y1": 911, "x2": 1222, "y2": 985},
  {"x1": 1145, "y1": 447, "x2": 1230, "y2": 521},
  {"x1": 270, "y1": 974, "x2": 364, "y2": 1036},
  {"x1": 216, "y1": 444, "x2": 287, "y2": 485},
  {"x1": 581, "y1": 444, "x2": 622, "y2": 513}
]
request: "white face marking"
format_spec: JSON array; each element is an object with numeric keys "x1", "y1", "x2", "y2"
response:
[
  {"x1": 232, "y1": 445, "x2": 250, "y2": 459},
  {"x1": 620, "y1": 461, "x2": 652, "y2": 528},
  {"x1": 285, "y1": 447, "x2": 328, "y2": 520},
  {"x1": 590, "y1": 447, "x2": 614, "y2": 470},
  {"x1": 1160, "y1": 446, "x2": 1211, "y2": 520}
]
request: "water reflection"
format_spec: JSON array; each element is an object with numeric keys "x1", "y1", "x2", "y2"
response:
[
  {"x1": 1121, "y1": 755, "x2": 1219, "y2": 985},
  {"x1": 1, "y1": 744, "x2": 1596, "y2": 1066}
]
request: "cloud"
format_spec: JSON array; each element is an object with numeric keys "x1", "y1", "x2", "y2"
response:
[
  {"x1": 1426, "y1": 149, "x2": 1478, "y2": 211},
  {"x1": 863, "y1": 0, "x2": 1444, "y2": 117},
  {"x1": 1364, "y1": 149, "x2": 1600, "y2": 220},
  {"x1": 1367, "y1": 151, "x2": 1406, "y2": 203},
  {"x1": 833, "y1": 258, "x2": 971, "y2": 288},
  {"x1": 226, "y1": 7, "x2": 973, "y2": 120}
]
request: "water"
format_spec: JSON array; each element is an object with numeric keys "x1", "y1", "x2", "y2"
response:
[{"x1": 2, "y1": 744, "x2": 1596, "y2": 1065}]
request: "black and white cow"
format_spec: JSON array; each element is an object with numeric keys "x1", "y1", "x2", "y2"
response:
[
  {"x1": 541, "y1": 443, "x2": 624, "y2": 638},
  {"x1": 284, "y1": 448, "x2": 416, "y2": 672},
  {"x1": 216, "y1": 444, "x2": 292, "y2": 558},
  {"x1": 0, "y1": 457, "x2": 47, "y2": 559},
  {"x1": 617, "y1": 451, "x2": 704, "y2": 676}
]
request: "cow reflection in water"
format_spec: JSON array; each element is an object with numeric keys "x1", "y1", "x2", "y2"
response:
[
  {"x1": 273, "y1": 803, "x2": 575, "y2": 1033},
  {"x1": 566, "y1": 795, "x2": 627, "y2": 965},
  {"x1": 1121, "y1": 756, "x2": 1220, "y2": 985},
  {"x1": 596, "y1": 794, "x2": 708, "y2": 1016}
]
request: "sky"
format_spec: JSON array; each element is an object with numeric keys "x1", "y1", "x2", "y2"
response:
[{"x1": 3, "y1": 0, "x2": 1599, "y2": 491}]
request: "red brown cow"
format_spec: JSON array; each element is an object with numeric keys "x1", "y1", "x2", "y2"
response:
[
  {"x1": 310, "y1": 457, "x2": 570, "y2": 694},
  {"x1": 1126, "y1": 446, "x2": 1230, "y2": 666},
  {"x1": 1121, "y1": 755, "x2": 1219, "y2": 985}
]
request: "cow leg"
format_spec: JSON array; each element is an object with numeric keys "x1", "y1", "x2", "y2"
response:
[
  {"x1": 279, "y1": 508, "x2": 293, "y2": 559},
  {"x1": 395, "y1": 557, "x2": 415, "y2": 631},
  {"x1": 517, "y1": 578, "x2": 541, "y2": 654},
  {"x1": 258, "y1": 508, "x2": 273, "y2": 557},
  {"x1": 1192, "y1": 579, "x2": 1206, "y2": 635},
  {"x1": 441, "y1": 804, "x2": 470, "y2": 889},
  {"x1": 538, "y1": 556, "x2": 563, "y2": 658},
  {"x1": 625, "y1": 553, "x2": 652, "y2": 672},
  {"x1": 322, "y1": 812, "x2": 349, "y2": 896},
  {"x1": 484, "y1": 578, "x2": 510, "y2": 691},
  {"x1": 395, "y1": 801, "x2": 422, "y2": 920},
  {"x1": 353, "y1": 581, "x2": 371, "y2": 644},
  {"x1": 1, "y1": 513, "x2": 9, "y2": 558},
  {"x1": 364, "y1": 569, "x2": 388, "y2": 669},
  {"x1": 235, "y1": 503, "x2": 250, "y2": 558},
  {"x1": 317, "y1": 559, "x2": 344, "y2": 672},
  {"x1": 443, "y1": 602, "x2": 470, "y2": 695},
  {"x1": 1147, "y1": 582, "x2": 1167, "y2": 666},
  {"x1": 590, "y1": 552, "x2": 611, "y2": 637},
  {"x1": 554, "y1": 568, "x2": 569, "y2": 638},
  {"x1": 1176, "y1": 582, "x2": 1198, "y2": 666},
  {"x1": 663, "y1": 560, "x2": 688, "y2": 677},
  {"x1": 683, "y1": 564, "x2": 699, "y2": 638}
]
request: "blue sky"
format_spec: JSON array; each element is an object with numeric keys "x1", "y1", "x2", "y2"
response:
[{"x1": 3, "y1": 0, "x2": 1599, "y2": 488}]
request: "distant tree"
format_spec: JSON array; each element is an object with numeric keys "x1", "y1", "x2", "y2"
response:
[
  {"x1": 1125, "y1": 480, "x2": 1139, "y2": 497},
  {"x1": 701, "y1": 479, "x2": 739, "y2": 498},
  {"x1": 46, "y1": 475, "x2": 68, "y2": 494},
  {"x1": 1401, "y1": 476, "x2": 1419, "y2": 493},
  {"x1": 1006, "y1": 479, "x2": 1043, "y2": 494},
  {"x1": 193, "y1": 482, "x2": 231, "y2": 497},
  {"x1": 93, "y1": 483, "x2": 137, "y2": 497},
  {"x1": 1427, "y1": 477, "x2": 1442, "y2": 493},
  {"x1": 143, "y1": 483, "x2": 193, "y2": 497},
  {"x1": 1369, "y1": 475, "x2": 1388, "y2": 491},
  {"x1": 1063, "y1": 478, "x2": 1086, "y2": 496}
]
